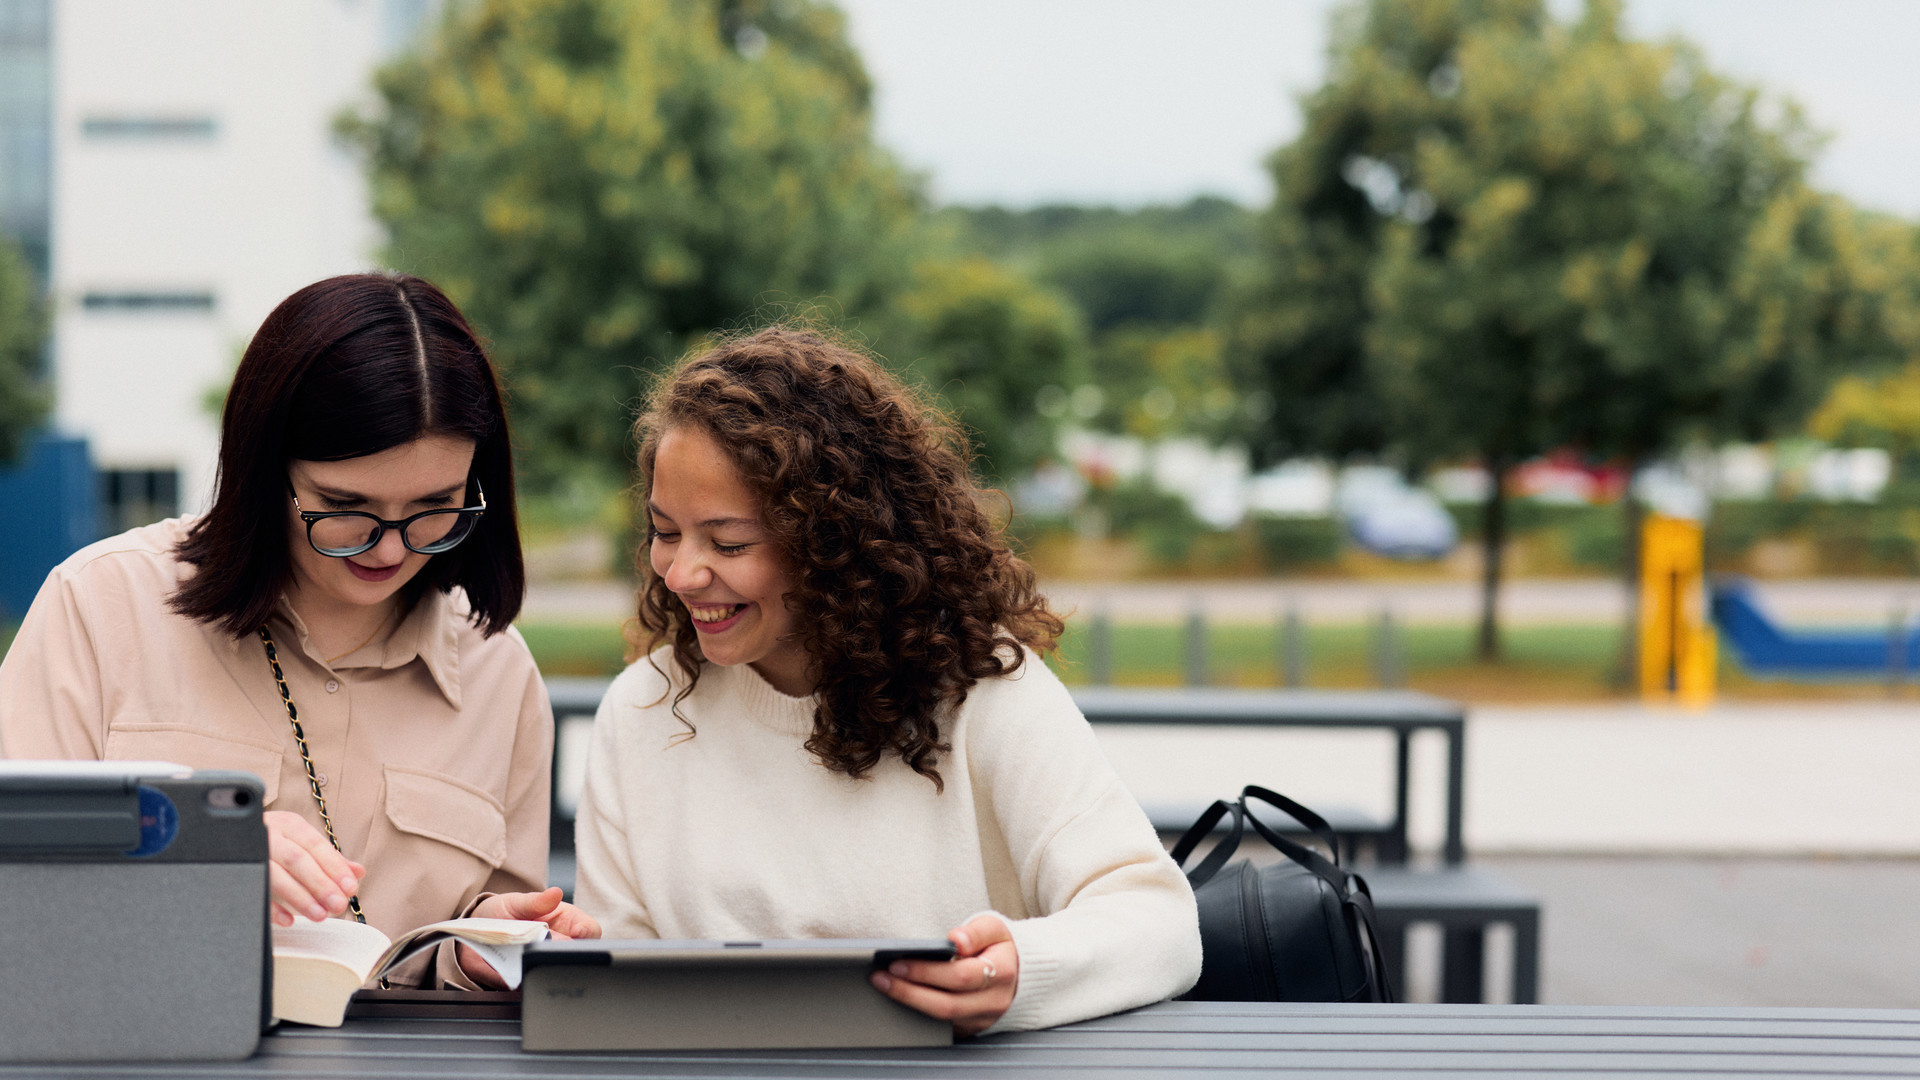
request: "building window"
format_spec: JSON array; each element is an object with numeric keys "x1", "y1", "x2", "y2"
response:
[
  {"x1": 81, "y1": 291, "x2": 215, "y2": 311},
  {"x1": 101, "y1": 468, "x2": 178, "y2": 533},
  {"x1": 79, "y1": 115, "x2": 216, "y2": 139},
  {"x1": 0, "y1": 0, "x2": 51, "y2": 281}
]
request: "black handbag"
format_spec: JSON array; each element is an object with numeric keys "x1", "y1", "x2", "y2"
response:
[{"x1": 1171, "y1": 785, "x2": 1394, "y2": 1003}]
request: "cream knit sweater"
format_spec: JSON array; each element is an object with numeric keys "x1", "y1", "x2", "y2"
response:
[{"x1": 573, "y1": 648, "x2": 1202, "y2": 1033}]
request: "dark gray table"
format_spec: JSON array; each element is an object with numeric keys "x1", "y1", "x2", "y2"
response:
[
  {"x1": 1067, "y1": 686, "x2": 1467, "y2": 865},
  {"x1": 16, "y1": 1003, "x2": 1920, "y2": 1077}
]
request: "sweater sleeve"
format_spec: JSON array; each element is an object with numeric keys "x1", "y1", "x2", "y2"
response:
[
  {"x1": 966, "y1": 657, "x2": 1201, "y2": 1033},
  {"x1": 571, "y1": 665, "x2": 662, "y2": 940}
]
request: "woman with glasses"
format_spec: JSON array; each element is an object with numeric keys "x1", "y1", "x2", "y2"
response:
[{"x1": 0, "y1": 274, "x2": 596, "y2": 987}]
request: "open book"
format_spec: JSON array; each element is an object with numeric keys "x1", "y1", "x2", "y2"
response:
[{"x1": 271, "y1": 917, "x2": 550, "y2": 1027}]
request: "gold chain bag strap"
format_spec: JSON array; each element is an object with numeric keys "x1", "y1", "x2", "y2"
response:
[
  {"x1": 260, "y1": 627, "x2": 394, "y2": 987},
  {"x1": 258, "y1": 626, "x2": 370, "y2": 924}
]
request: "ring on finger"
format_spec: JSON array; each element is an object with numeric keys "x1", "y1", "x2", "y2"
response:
[{"x1": 981, "y1": 959, "x2": 997, "y2": 986}]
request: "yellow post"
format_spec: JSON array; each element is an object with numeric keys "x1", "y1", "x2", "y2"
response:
[{"x1": 1639, "y1": 514, "x2": 1715, "y2": 706}]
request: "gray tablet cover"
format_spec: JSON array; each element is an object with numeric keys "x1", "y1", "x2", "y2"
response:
[
  {"x1": 521, "y1": 938, "x2": 956, "y2": 1051},
  {"x1": 0, "y1": 768, "x2": 269, "y2": 1063}
]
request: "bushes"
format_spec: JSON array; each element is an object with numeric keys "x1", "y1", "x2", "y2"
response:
[
  {"x1": 1029, "y1": 478, "x2": 1920, "y2": 580},
  {"x1": 1708, "y1": 500, "x2": 1920, "y2": 576},
  {"x1": 1449, "y1": 502, "x2": 1625, "y2": 572},
  {"x1": 1253, "y1": 515, "x2": 1343, "y2": 568},
  {"x1": 1104, "y1": 481, "x2": 1210, "y2": 564}
]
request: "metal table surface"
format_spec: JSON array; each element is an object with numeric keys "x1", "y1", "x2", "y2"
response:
[
  {"x1": 16, "y1": 1002, "x2": 1920, "y2": 1078},
  {"x1": 1067, "y1": 686, "x2": 1468, "y2": 865}
]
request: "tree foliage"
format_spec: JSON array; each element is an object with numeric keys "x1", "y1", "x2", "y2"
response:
[
  {"x1": 0, "y1": 235, "x2": 47, "y2": 463},
  {"x1": 943, "y1": 197, "x2": 1258, "y2": 445},
  {"x1": 350, "y1": 0, "x2": 926, "y2": 492},
  {"x1": 352, "y1": 0, "x2": 1082, "y2": 492},
  {"x1": 881, "y1": 256, "x2": 1085, "y2": 480},
  {"x1": 1806, "y1": 219, "x2": 1920, "y2": 464},
  {"x1": 1237, "y1": 0, "x2": 1913, "y2": 656}
]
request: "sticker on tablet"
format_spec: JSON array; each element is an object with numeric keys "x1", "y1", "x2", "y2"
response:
[{"x1": 126, "y1": 785, "x2": 179, "y2": 858}]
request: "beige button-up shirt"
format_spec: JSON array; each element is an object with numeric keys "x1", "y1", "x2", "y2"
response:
[{"x1": 0, "y1": 519, "x2": 553, "y2": 984}]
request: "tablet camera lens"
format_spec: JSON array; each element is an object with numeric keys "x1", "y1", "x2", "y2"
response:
[{"x1": 206, "y1": 786, "x2": 253, "y2": 810}]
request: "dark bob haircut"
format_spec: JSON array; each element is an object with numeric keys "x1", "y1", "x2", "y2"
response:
[{"x1": 170, "y1": 273, "x2": 523, "y2": 637}]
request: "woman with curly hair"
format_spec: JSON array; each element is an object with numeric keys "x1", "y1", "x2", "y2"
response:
[{"x1": 572, "y1": 326, "x2": 1201, "y2": 1035}]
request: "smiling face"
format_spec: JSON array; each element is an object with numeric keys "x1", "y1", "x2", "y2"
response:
[
  {"x1": 285, "y1": 434, "x2": 477, "y2": 623},
  {"x1": 647, "y1": 425, "x2": 810, "y2": 696}
]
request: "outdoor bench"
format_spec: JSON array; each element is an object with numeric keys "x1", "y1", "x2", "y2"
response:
[{"x1": 1070, "y1": 686, "x2": 1540, "y2": 1004}]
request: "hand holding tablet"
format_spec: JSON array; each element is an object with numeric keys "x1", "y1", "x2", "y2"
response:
[{"x1": 870, "y1": 914, "x2": 1020, "y2": 1037}]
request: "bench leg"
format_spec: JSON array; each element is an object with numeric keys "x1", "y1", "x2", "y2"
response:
[
  {"x1": 1441, "y1": 926, "x2": 1484, "y2": 1003},
  {"x1": 1512, "y1": 910, "x2": 1540, "y2": 1005},
  {"x1": 1377, "y1": 922, "x2": 1409, "y2": 1002}
]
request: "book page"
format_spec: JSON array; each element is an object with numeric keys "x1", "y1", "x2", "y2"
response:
[
  {"x1": 370, "y1": 917, "x2": 551, "y2": 983},
  {"x1": 273, "y1": 916, "x2": 391, "y2": 982}
]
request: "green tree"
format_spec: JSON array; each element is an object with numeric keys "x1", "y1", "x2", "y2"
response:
[
  {"x1": 1805, "y1": 218, "x2": 1920, "y2": 467},
  {"x1": 0, "y1": 235, "x2": 47, "y2": 462},
  {"x1": 1239, "y1": 0, "x2": 1905, "y2": 659},
  {"x1": 881, "y1": 256, "x2": 1085, "y2": 481},
  {"x1": 942, "y1": 198, "x2": 1261, "y2": 448},
  {"x1": 348, "y1": 0, "x2": 924, "y2": 493}
]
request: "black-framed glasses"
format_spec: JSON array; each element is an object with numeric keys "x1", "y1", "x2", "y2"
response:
[{"x1": 291, "y1": 480, "x2": 487, "y2": 558}]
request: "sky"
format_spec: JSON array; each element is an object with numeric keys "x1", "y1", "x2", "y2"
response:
[{"x1": 834, "y1": 0, "x2": 1920, "y2": 219}]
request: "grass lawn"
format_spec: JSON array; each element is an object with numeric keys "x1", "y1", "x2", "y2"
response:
[
  {"x1": 514, "y1": 618, "x2": 1899, "y2": 703},
  {"x1": 517, "y1": 621, "x2": 635, "y2": 677},
  {"x1": 1050, "y1": 620, "x2": 1630, "y2": 701},
  {"x1": 0, "y1": 617, "x2": 1883, "y2": 705},
  {"x1": 514, "y1": 619, "x2": 1639, "y2": 701}
]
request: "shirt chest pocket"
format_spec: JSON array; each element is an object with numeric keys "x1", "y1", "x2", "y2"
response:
[
  {"x1": 382, "y1": 765, "x2": 508, "y2": 868},
  {"x1": 102, "y1": 724, "x2": 283, "y2": 806}
]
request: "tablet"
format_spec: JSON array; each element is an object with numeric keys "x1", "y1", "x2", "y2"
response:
[
  {"x1": 1, "y1": 768, "x2": 267, "y2": 1063},
  {"x1": 520, "y1": 937, "x2": 958, "y2": 1051}
]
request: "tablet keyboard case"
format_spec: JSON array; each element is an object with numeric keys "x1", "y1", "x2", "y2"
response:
[{"x1": 0, "y1": 770, "x2": 269, "y2": 1062}]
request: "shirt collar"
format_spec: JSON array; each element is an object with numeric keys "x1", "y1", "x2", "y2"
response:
[
  {"x1": 375, "y1": 588, "x2": 464, "y2": 709},
  {"x1": 273, "y1": 588, "x2": 465, "y2": 710}
]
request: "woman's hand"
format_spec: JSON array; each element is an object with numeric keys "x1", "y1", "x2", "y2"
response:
[
  {"x1": 869, "y1": 914, "x2": 1019, "y2": 1037},
  {"x1": 457, "y1": 887, "x2": 603, "y2": 989},
  {"x1": 264, "y1": 810, "x2": 364, "y2": 927}
]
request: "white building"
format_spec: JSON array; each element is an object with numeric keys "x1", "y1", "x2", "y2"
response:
[{"x1": 48, "y1": 0, "x2": 429, "y2": 525}]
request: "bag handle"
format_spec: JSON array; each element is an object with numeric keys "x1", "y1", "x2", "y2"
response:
[
  {"x1": 1170, "y1": 798, "x2": 1245, "y2": 888},
  {"x1": 1241, "y1": 784, "x2": 1343, "y2": 864},
  {"x1": 1238, "y1": 790, "x2": 1398, "y2": 1004},
  {"x1": 1245, "y1": 807, "x2": 1353, "y2": 893},
  {"x1": 1342, "y1": 875, "x2": 1398, "y2": 1004}
]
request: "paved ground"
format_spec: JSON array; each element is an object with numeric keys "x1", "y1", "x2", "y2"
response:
[
  {"x1": 1481, "y1": 855, "x2": 1920, "y2": 1008},
  {"x1": 1092, "y1": 702, "x2": 1920, "y2": 856},
  {"x1": 1100, "y1": 704, "x2": 1920, "y2": 1007},
  {"x1": 526, "y1": 576, "x2": 1920, "y2": 625}
]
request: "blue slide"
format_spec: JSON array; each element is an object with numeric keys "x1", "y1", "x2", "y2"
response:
[{"x1": 1710, "y1": 577, "x2": 1919, "y2": 676}]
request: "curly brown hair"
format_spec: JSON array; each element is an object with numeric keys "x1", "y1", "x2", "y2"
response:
[{"x1": 632, "y1": 325, "x2": 1065, "y2": 790}]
